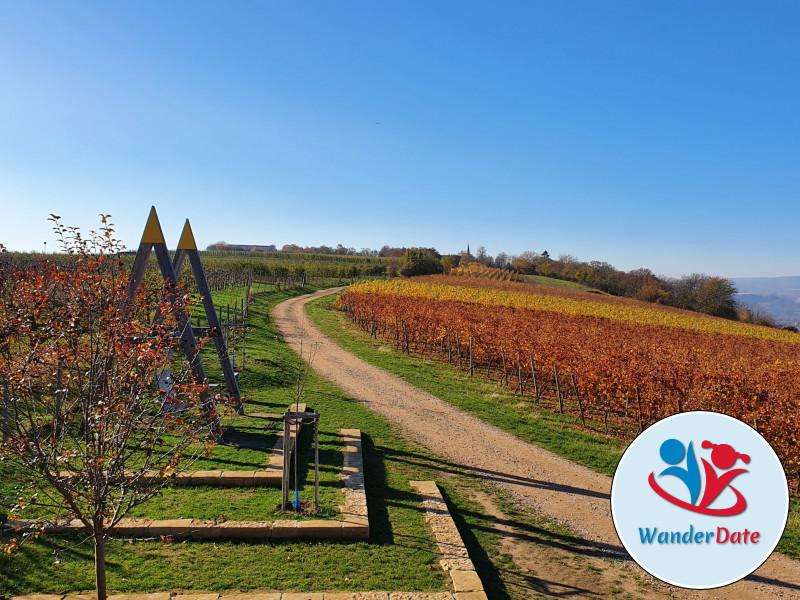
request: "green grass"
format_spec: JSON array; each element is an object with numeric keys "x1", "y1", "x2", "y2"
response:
[
  {"x1": 520, "y1": 274, "x2": 605, "y2": 294},
  {"x1": 306, "y1": 292, "x2": 800, "y2": 560},
  {"x1": 1, "y1": 286, "x2": 451, "y2": 594}
]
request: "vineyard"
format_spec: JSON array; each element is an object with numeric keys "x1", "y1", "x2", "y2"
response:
[
  {"x1": 200, "y1": 250, "x2": 388, "y2": 280},
  {"x1": 449, "y1": 263, "x2": 522, "y2": 282},
  {"x1": 339, "y1": 276, "x2": 800, "y2": 491}
]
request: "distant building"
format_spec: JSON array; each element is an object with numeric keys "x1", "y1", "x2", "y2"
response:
[{"x1": 208, "y1": 243, "x2": 277, "y2": 252}]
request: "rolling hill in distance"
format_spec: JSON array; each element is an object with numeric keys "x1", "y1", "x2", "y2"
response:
[{"x1": 734, "y1": 276, "x2": 800, "y2": 326}]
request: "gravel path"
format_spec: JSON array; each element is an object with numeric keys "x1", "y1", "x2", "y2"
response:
[{"x1": 273, "y1": 288, "x2": 800, "y2": 600}]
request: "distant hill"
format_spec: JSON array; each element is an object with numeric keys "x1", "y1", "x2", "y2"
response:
[
  {"x1": 733, "y1": 276, "x2": 800, "y2": 327},
  {"x1": 521, "y1": 274, "x2": 605, "y2": 294}
]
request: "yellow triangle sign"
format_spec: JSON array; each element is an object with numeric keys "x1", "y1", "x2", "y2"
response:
[
  {"x1": 141, "y1": 206, "x2": 166, "y2": 245},
  {"x1": 177, "y1": 219, "x2": 198, "y2": 250}
]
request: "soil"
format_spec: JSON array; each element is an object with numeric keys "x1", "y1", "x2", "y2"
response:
[{"x1": 273, "y1": 288, "x2": 800, "y2": 599}]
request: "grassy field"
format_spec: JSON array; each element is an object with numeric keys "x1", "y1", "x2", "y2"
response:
[
  {"x1": 306, "y1": 292, "x2": 800, "y2": 560},
  {"x1": 1, "y1": 284, "x2": 593, "y2": 600},
  {"x1": 520, "y1": 274, "x2": 603, "y2": 293},
  {"x1": 1, "y1": 286, "x2": 447, "y2": 594}
]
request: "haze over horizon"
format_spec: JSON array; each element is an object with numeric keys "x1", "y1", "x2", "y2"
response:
[{"x1": 1, "y1": 2, "x2": 798, "y2": 279}]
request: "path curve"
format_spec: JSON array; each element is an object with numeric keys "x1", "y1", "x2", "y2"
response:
[{"x1": 273, "y1": 288, "x2": 800, "y2": 600}]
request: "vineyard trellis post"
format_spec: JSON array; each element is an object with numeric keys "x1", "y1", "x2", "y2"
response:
[
  {"x1": 469, "y1": 336, "x2": 473, "y2": 376},
  {"x1": 636, "y1": 386, "x2": 644, "y2": 432},
  {"x1": 447, "y1": 330, "x2": 452, "y2": 363},
  {"x1": 529, "y1": 355, "x2": 539, "y2": 402},
  {"x1": 553, "y1": 364, "x2": 563, "y2": 413},
  {"x1": 571, "y1": 375, "x2": 586, "y2": 426}
]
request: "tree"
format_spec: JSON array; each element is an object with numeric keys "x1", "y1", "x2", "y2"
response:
[
  {"x1": 696, "y1": 277, "x2": 738, "y2": 320},
  {"x1": 400, "y1": 248, "x2": 443, "y2": 277},
  {"x1": 0, "y1": 217, "x2": 224, "y2": 599},
  {"x1": 510, "y1": 251, "x2": 540, "y2": 274},
  {"x1": 440, "y1": 255, "x2": 456, "y2": 273}
]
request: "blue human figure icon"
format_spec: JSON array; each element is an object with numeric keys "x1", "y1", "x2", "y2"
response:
[{"x1": 658, "y1": 438, "x2": 701, "y2": 505}]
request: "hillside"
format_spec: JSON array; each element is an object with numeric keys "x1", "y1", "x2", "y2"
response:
[{"x1": 734, "y1": 276, "x2": 800, "y2": 327}]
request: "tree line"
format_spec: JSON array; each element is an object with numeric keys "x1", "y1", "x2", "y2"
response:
[{"x1": 204, "y1": 239, "x2": 783, "y2": 328}]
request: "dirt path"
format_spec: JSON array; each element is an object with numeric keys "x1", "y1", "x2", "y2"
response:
[{"x1": 273, "y1": 288, "x2": 800, "y2": 600}]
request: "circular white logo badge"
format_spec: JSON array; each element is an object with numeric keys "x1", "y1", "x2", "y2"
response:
[{"x1": 611, "y1": 411, "x2": 789, "y2": 589}]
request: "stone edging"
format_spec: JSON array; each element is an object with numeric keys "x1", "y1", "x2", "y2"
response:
[
  {"x1": 10, "y1": 592, "x2": 456, "y2": 600},
  {"x1": 409, "y1": 481, "x2": 487, "y2": 600},
  {"x1": 6, "y1": 428, "x2": 367, "y2": 541}
]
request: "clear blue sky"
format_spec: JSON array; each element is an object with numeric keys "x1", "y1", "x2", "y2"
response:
[{"x1": 1, "y1": 2, "x2": 798, "y2": 278}]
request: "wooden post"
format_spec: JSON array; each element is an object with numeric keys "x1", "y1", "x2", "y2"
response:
[
  {"x1": 455, "y1": 332, "x2": 461, "y2": 367},
  {"x1": 469, "y1": 336, "x2": 473, "y2": 376},
  {"x1": 517, "y1": 362, "x2": 523, "y2": 395},
  {"x1": 501, "y1": 350, "x2": 508, "y2": 386},
  {"x1": 281, "y1": 417, "x2": 290, "y2": 509},
  {"x1": 530, "y1": 355, "x2": 539, "y2": 402},
  {"x1": 293, "y1": 417, "x2": 299, "y2": 510},
  {"x1": 447, "y1": 330, "x2": 452, "y2": 363},
  {"x1": 314, "y1": 412, "x2": 320, "y2": 510},
  {"x1": 554, "y1": 364, "x2": 563, "y2": 413},
  {"x1": 571, "y1": 375, "x2": 586, "y2": 426},
  {"x1": 636, "y1": 386, "x2": 644, "y2": 433}
]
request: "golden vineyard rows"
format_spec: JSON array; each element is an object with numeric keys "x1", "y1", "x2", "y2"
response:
[
  {"x1": 351, "y1": 277, "x2": 800, "y2": 343},
  {"x1": 448, "y1": 263, "x2": 521, "y2": 282},
  {"x1": 340, "y1": 277, "x2": 800, "y2": 488}
]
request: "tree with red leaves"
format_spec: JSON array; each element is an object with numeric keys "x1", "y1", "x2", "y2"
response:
[{"x1": 0, "y1": 216, "x2": 224, "y2": 599}]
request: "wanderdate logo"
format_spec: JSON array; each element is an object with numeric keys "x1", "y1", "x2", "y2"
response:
[
  {"x1": 649, "y1": 438, "x2": 750, "y2": 516},
  {"x1": 611, "y1": 411, "x2": 789, "y2": 589}
]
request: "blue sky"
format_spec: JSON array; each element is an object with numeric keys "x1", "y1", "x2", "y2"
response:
[{"x1": 1, "y1": 2, "x2": 798, "y2": 278}]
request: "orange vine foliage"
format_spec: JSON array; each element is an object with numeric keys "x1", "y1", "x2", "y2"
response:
[
  {"x1": 340, "y1": 277, "x2": 800, "y2": 488},
  {"x1": 0, "y1": 216, "x2": 226, "y2": 564},
  {"x1": 449, "y1": 263, "x2": 521, "y2": 282}
]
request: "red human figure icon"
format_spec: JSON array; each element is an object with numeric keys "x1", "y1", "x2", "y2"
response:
[{"x1": 698, "y1": 441, "x2": 750, "y2": 511}]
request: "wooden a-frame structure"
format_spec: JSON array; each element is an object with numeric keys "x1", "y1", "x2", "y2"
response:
[{"x1": 125, "y1": 207, "x2": 242, "y2": 423}]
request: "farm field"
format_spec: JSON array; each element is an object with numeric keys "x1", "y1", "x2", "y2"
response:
[
  {"x1": 447, "y1": 262, "x2": 604, "y2": 294},
  {"x1": 306, "y1": 292, "x2": 800, "y2": 560},
  {"x1": 313, "y1": 278, "x2": 800, "y2": 558},
  {"x1": 339, "y1": 276, "x2": 800, "y2": 486}
]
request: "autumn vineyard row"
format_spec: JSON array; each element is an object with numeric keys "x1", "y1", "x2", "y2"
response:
[{"x1": 339, "y1": 278, "x2": 800, "y2": 491}]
